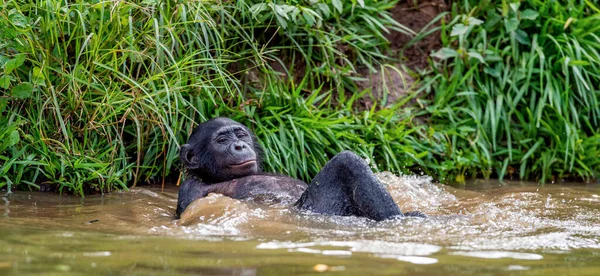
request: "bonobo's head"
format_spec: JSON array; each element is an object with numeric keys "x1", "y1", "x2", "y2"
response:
[{"x1": 180, "y1": 117, "x2": 263, "y2": 183}]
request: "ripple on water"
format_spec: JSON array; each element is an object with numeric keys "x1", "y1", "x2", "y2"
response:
[
  {"x1": 257, "y1": 240, "x2": 442, "y2": 264},
  {"x1": 450, "y1": 251, "x2": 543, "y2": 260}
]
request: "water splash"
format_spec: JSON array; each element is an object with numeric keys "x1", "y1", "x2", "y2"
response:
[{"x1": 159, "y1": 173, "x2": 600, "y2": 253}]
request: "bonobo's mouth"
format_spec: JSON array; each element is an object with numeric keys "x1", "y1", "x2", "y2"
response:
[{"x1": 229, "y1": 160, "x2": 256, "y2": 169}]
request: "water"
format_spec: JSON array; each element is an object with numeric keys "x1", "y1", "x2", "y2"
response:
[{"x1": 1, "y1": 172, "x2": 599, "y2": 275}]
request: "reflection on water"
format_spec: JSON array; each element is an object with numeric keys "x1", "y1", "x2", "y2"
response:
[{"x1": 1, "y1": 172, "x2": 599, "y2": 275}]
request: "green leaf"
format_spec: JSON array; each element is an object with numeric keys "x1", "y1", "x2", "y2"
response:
[
  {"x1": 569, "y1": 60, "x2": 591, "y2": 66},
  {"x1": 317, "y1": 3, "x2": 330, "y2": 18},
  {"x1": 8, "y1": 10, "x2": 28, "y2": 28},
  {"x1": 483, "y1": 50, "x2": 503, "y2": 62},
  {"x1": 290, "y1": 7, "x2": 301, "y2": 20},
  {"x1": 484, "y1": 66, "x2": 501, "y2": 78},
  {"x1": 357, "y1": 0, "x2": 365, "y2": 8},
  {"x1": 11, "y1": 82, "x2": 33, "y2": 99},
  {"x1": 275, "y1": 14, "x2": 288, "y2": 29},
  {"x1": 141, "y1": 0, "x2": 158, "y2": 6},
  {"x1": 8, "y1": 130, "x2": 20, "y2": 148},
  {"x1": 504, "y1": 18, "x2": 519, "y2": 32},
  {"x1": 431, "y1": 48, "x2": 459, "y2": 60},
  {"x1": 32, "y1": 66, "x2": 46, "y2": 85},
  {"x1": 4, "y1": 61, "x2": 18, "y2": 74},
  {"x1": 467, "y1": 17, "x2": 484, "y2": 26},
  {"x1": 509, "y1": 2, "x2": 521, "y2": 12},
  {"x1": 332, "y1": 0, "x2": 343, "y2": 13},
  {"x1": 450, "y1": 23, "x2": 468, "y2": 37},
  {"x1": 521, "y1": 138, "x2": 544, "y2": 162},
  {"x1": 0, "y1": 98, "x2": 7, "y2": 113},
  {"x1": 0, "y1": 75, "x2": 10, "y2": 89},
  {"x1": 15, "y1": 54, "x2": 25, "y2": 67},
  {"x1": 303, "y1": 8, "x2": 322, "y2": 27},
  {"x1": 4, "y1": 58, "x2": 18, "y2": 74},
  {"x1": 483, "y1": 11, "x2": 502, "y2": 29},
  {"x1": 521, "y1": 9, "x2": 539, "y2": 20},
  {"x1": 468, "y1": 51, "x2": 486, "y2": 63},
  {"x1": 302, "y1": 10, "x2": 315, "y2": 26},
  {"x1": 3, "y1": 54, "x2": 26, "y2": 74},
  {"x1": 0, "y1": 56, "x2": 8, "y2": 67},
  {"x1": 515, "y1": 29, "x2": 531, "y2": 45},
  {"x1": 249, "y1": 3, "x2": 268, "y2": 17},
  {"x1": 274, "y1": 5, "x2": 290, "y2": 20}
]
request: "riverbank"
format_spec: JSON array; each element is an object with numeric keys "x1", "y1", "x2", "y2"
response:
[{"x1": 1, "y1": 0, "x2": 598, "y2": 195}]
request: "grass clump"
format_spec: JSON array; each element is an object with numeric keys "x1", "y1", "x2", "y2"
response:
[
  {"x1": 418, "y1": 0, "x2": 600, "y2": 183},
  {"x1": 3, "y1": 0, "x2": 597, "y2": 194},
  {"x1": 0, "y1": 0, "x2": 418, "y2": 194}
]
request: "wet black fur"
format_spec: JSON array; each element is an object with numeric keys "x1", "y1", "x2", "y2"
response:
[{"x1": 176, "y1": 117, "x2": 425, "y2": 221}]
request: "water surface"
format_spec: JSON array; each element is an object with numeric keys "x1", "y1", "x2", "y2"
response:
[{"x1": 1, "y1": 173, "x2": 599, "y2": 275}]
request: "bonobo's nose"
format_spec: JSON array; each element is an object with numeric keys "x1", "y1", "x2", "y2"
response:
[{"x1": 232, "y1": 141, "x2": 246, "y2": 152}]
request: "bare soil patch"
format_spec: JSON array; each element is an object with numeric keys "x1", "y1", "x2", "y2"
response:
[
  {"x1": 356, "y1": 0, "x2": 447, "y2": 108},
  {"x1": 389, "y1": 0, "x2": 448, "y2": 69}
]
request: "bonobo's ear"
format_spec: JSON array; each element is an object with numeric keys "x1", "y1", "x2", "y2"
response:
[{"x1": 180, "y1": 144, "x2": 200, "y2": 169}]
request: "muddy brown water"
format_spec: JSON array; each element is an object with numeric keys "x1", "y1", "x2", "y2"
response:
[{"x1": 1, "y1": 172, "x2": 599, "y2": 275}]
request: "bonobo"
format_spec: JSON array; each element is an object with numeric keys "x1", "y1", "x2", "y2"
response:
[{"x1": 176, "y1": 117, "x2": 425, "y2": 221}]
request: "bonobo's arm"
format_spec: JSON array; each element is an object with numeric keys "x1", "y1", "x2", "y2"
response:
[
  {"x1": 175, "y1": 178, "x2": 207, "y2": 219},
  {"x1": 175, "y1": 175, "x2": 307, "y2": 218},
  {"x1": 295, "y1": 151, "x2": 427, "y2": 221}
]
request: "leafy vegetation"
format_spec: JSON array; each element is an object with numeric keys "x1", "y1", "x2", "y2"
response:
[
  {"x1": 0, "y1": 0, "x2": 422, "y2": 194},
  {"x1": 1, "y1": 0, "x2": 599, "y2": 195},
  {"x1": 421, "y1": 0, "x2": 600, "y2": 183}
]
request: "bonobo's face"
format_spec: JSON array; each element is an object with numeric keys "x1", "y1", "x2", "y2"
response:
[
  {"x1": 180, "y1": 118, "x2": 262, "y2": 183},
  {"x1": 210, "y1": 123, "x2": 258, "y2": 177}
]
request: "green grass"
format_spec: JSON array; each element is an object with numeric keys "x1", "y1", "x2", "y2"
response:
[
  {"x1": 1, "y1": 0, "x2": 599, "y2": 195},
  {"x1": 0, "y1": 0, "x2": 421, "y2": 194},
  {"x1": 418, "y1": 0, "x2": 600, "y2": 183}
]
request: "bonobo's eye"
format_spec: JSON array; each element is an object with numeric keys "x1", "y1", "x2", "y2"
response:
[
  {"x1": 236, "y1": 131, "x2": 248, "y2": 139},
  {"x1": 216, "y1": 136, "x2": 227, "y2": 144}
]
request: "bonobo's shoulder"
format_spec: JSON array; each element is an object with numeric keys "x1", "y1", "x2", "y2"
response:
[{"x1": 181, "y1": 175, "x2": 210, "y2": 186}]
